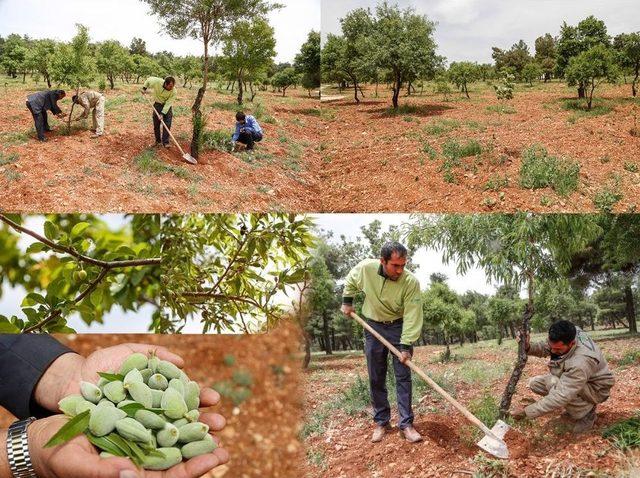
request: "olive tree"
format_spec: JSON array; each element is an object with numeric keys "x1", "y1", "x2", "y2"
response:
[
  {"x1": 271, "y1": 67, "x2": 298, "y2": 97},
  {"x1": 96, "y1": 40, "x2": 131, "y2": 89},
  {"x1": 448, "y1": 61, "x2": 480, "y2": 99},
  {"x1": 614, "y1": 32, "x2": 640, "y2": 97},
  {"x1": 294, "y1": 30, "x2": 320, "y2": 98},
  {"x1": 566, "y1": 45, "x2": 618, "y2": 109}
]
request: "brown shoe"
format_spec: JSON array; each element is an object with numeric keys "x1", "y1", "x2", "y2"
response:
[
  {"x1": 401, "y1": 426, "x2": 423, "y2": 443},
  {"x1": 572, "y1": 406, "x2": 597, "y2": 434},
  {"x1": 371, "y1": 425, "x2": 389, "y2": 443}
]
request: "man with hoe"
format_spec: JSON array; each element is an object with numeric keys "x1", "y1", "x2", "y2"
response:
[
  {"x1": 25, "y1": 89, "x2": 66, "y2": 142},
  {"x1": 72, "y1": 90, "x2": 106, "y2": 138},
  {"x1": 341, "y1": 241, "x2": 424, "y2": 443},
  {"x1": 511, "y1": 320, "x2": 615, "y2": 433},
  {"x1": 142, "y1": 76, "x2": 176, "y2": 148}
]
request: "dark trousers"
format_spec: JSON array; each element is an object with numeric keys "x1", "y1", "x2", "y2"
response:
[
  {"x1": 26, "y1": 101, "x2": 50, "y2": 141},
  {"x1": 237, "y1": 130, "x2": 263, "y2": 150},
  {"x1": 364, "y1": 318, "x2": 414, "y2": 429},
  {"x1": 153, "y1": 103, "x2": 173, "y2": 145}
]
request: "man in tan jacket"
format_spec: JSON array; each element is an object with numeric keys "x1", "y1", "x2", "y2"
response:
[
  {"x1": 72, "y1": 90, "x2": 106, "y2": 138},
  {"x1": 511, "y1": 320, "x2": 615, "y2": 433}
]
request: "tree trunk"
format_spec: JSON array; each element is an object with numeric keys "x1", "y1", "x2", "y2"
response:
[
  {"x1": 632, "y1": 65, "x2": 639, "y2": 97},
  {"x1": 282, "y1": 86, "x2": 287, "y2": 97},
  {"x1": 237, "y1": 75, "x2": 244, "y2": 105},
  {"x1": 464, "y1": 83, "x2": 470, "y2": 99},
  {"x1": 45, "y1": 74, "x2": 51, "y2": 88},
  {"x1": 624, "y1": 283, "x2": 638, "y2": 334},
  {"x1": 499, "y1": 277, "x2": 534, "y2": 418},
  {"x1": 249, "y1": 82, "x2": 256, "y2": 102},
  {"x1": 66, "y1": 87, "x2": 79, "y2": 134},
  {"x1": 190, "y1": 41, "x2": 209, "y2": 161},
  {"x1": 578, "y1": 83, "x2": 585, "y2": 99},
  {"x1": 322, "y1": 313, "x2": 333, "y2": 355},
  {"x1": 353, "y1": 79, "x2": 360, "y2": 103}
]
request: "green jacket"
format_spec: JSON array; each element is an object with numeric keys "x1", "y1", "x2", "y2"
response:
[
  {"x1": 343, "y1": 258, "x2": 423, "y2": 346},
  {"x1": 143, "y1": 77, "x2": 176, "y2": 114}
]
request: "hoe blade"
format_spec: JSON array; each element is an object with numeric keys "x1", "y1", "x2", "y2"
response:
[
  {"x1": 183, "y1": 153, "x2": 198, "y2": 165},
  {"x1": 477, "y1": 419, "x2": 510, "y2": 459}
]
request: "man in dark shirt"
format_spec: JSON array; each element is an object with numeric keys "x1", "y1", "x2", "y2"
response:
[{"x1": 25, "y1": 90, "x2": 66, "y2": 142}]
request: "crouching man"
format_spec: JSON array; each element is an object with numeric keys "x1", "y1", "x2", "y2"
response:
[
  {"x1": 73, "y1": 90, "x2": 106, "y2": 138},
  {"x1": 511, "y1": 320, "x2": 615, "y2": 433}
]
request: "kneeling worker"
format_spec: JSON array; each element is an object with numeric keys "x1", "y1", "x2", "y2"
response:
[
  {"x1": 73, "y1": 90, "x2": 106, "y2": 138},
  {"x1": 511, "y1": 320, "x2": 615, "y2": 433},
  {"x1": 232, "y1": 111, "x2": 263, "y2": 152}
]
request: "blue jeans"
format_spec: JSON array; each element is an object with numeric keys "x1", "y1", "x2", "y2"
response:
[
  {"x1": 237, "y1": 130, "x2": 263, "y2": 150},
  {"x1": 364, "y1": 318, "x2": 414, "y2": 429}
]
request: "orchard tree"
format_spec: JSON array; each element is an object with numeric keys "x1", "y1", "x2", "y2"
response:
[
  {"x1": 1, "y1": 34, "x2": 28, "y2": 80},
  {"x1": 0, "y1": 214, "x2": 163, "y2": 333},
  {"x1": 557, "y1": 15, "x2": 610, "y2": 97},
  {"x1": 132, "y1": 54, "x2": 161, "y2": 83},
  {"x1": 373, "y1": 2, "x2": 438, "y2": 109},
  {"x1": 219, "y1": 18, "x2": 276, "y2": 105},
  {"x1": 142, "y1": 0, "x2": 278, "y2": 161},
  {"x1": 295, "y1": 30, "x2": 320, "y2": 97},
  {"x1": 521, "y1": 61, "x2": 543, "y2": 85},
  {"x1": 97, "y1": 40, "x2": 131, "y2": 89},
  {"x1": 161, "y1": 214, "x2": 315, "y2": 334},
  {"x1": 448, "y1": 61, "x2": 479, "y2": 99},
  {"x1": 566, "y1": 45, "x2": 618, "y2": 109},
  {"x1": 307, "y1": 248, "x2": 339, "y2": 355},
  {"x1": 492, "y1": 40, "x2": 532, "y2": 80},
  {"x1": 535, "y1": 33, "x2": 557, "y2": 82},
  {"x1": 176, "y1": 55, "x2": 203, "y2": 88},
  {"x1": 129, "y1": 37, "x2": 148, "y2": 55},
  {"x1": 25, "y1": 39, "x2": 56, "y2": 87},
  {"x1": 614, "y1": 32, "x2": 640, "y2": 97},
  {"x1": 271, "y1": 67, "x2": 298, "y2": 97},
  {"x1": 407, "y1": 213, "x2": 602, "y2": 416}
]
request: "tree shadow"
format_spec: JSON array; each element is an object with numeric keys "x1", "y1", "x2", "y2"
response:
[{"x1": 368, "y1": 103, "x2": 455, "y2": 118}]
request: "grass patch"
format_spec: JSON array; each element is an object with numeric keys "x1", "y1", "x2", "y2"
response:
[
  {"x1": 105, "y1": 96, "x2": 127, "y2": 108},
  {"x1": 211, "y1": 100, "x2": 240, "y2": 111},
  {"x1": 424, "y1": 118, "x2": 460, "y2": 136},
  {"x1": 484, "y1": 174, "x2": 509, "y2": 191},
  {"x1": 3, "y1": 169, "x2": 23, "y2": 181},
  {"x1": 201, "y1": 130, "x2": 233, "y2": 152},
  {"x1": 442, "y1": 139, "x2": 483, "y2": 160},
  {"x1": 486, "y1": 104, "x2": 516, "y2": 114},
  {"x1": 382, "y1": 104, "x2": 424, "y2": 116},
  {"x1": 422, "y1": 143, "x2": 438, "y2": 161},
  {"x1": 561, "y1": 98, "x2": 613, "y2": 118},
  {"x1": 252, "y1": 102, "x2": 276, "y2": 124},
  {"x1": 0, "y1": 130, "x2": 31, "y2": 145},
  {"x1": 603, "y1": 414, "x2": 640, "y2": 451},
  {"x1": 519, "y1": 144, "x2": 580, "y2": 196},
  {"x1": 618, "y1": 350, "x2": 640, "y2": 367},
  {"x1": 320, "y1": 108, "x2": 337, "y2": 121},
  {"x1": 306, "y1": 448, "x2": 327, "y2": 469},
  {"x1": 0, "y1": 152, "x2": 19, "y2": 166},
  {"x1": 134, "y1": 148, "x2": 201, "y2": 181},
  {"x1": 624, "y1": 162, "x2": 639, "y2": 173},
  {"x1": 593, "y1": 187, "x2": 623, "y2": 213}
]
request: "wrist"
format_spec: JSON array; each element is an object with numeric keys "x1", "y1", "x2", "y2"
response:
[
  {"x1": 0, "y1": 428, "x2": 9, "y2": 478},
  {"x1": 34, "y1": 353, "x2": 84, "y2": 413}
]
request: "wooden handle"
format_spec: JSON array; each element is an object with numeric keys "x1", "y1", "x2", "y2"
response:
[
  {"x1": 142, "y1": 94, "x2": 186, "y2": 156},
  {"x1": 349, "y1": 311, "x2": 502, "y2": 442}
]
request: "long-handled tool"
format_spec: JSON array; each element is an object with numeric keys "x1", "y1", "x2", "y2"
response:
[
  {"x1": 349, "y1": 312, "x2": 510, "y2": 459},
  {"x1": 142, "y1": 94, "x2": 197, "y2": 165}
]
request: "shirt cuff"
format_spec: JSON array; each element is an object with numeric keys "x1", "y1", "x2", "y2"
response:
[{"x1": 342, "y1": 296, "x2": 354, "y2": 306}]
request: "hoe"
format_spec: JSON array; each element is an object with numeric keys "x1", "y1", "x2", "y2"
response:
[
  {"x1": 142, "y1": 94, "x2": 197, "y2": 165},
  {"x1": 350, "y1": 312, "x2": 510, "y2": 459}
]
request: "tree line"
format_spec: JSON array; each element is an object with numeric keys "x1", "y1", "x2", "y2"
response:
[{"x1": 322, "y1": 2, "x2": 640, "y2": 110}]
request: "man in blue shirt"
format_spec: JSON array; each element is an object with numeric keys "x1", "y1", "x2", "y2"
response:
[
  {"x1": 25, "y1": 90, "x2": 66, "y2": 142},
  {"x1": 232, "y1": 111, "x2": 263, "y2": 151}
]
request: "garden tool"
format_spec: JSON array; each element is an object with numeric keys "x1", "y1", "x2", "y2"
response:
[
  {"x1": 142, "y1": 94, "x2": 197, "y2": 165},
  {"x1": 349, "y1": 311, "x2": 510, "y2": 459}
]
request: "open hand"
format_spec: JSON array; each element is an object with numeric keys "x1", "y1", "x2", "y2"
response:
[{"x1": 510, "y1": 407, "x2": 527, "y2": 420}]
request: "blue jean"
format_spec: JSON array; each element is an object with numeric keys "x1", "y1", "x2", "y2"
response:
[{"x1": 364, "y1": 318, "x2": 414, "y2": 429}]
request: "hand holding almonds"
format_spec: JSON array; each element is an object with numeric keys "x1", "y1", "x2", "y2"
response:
[{"x1": 57, "y1": 352, "x2": 217, "y2": 470}]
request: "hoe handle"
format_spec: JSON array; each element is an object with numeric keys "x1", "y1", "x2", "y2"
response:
[
  {"x1": 350, "y1": 312, "x2": 503, "y2": 443},
  {"x1": 142, "y1": 93, "x2": 187, "y2": 156}
]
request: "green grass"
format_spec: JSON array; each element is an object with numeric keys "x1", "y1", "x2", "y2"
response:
[
  {"x1": 424, "y1": 118, "x2": 460, "y2": 136},
  {"x1": 306, "y1": 448, "x2": 327, "y2": 469},
  {"x1": 442, "y1": 139, "x2": 483, "y2": 161},
  {"x1": 201, "y1": 129, "x2": 233, "y2": 152},
  {"x1": 105, "y1": 95, "x2": 127, "y2": 108},
  {"x1": 0, "y1": 130, "x2": 31, "y2": 145},
  {"x1": 603, "y1": 414, "x2": 640, "y2": 451},
  {"x1": 561, "y1": 98, "x2": 614, "y2": 118},
  {"x1": 3, "y1": 169, "x2": 23, "y2": 181},
  {"x1": 211, "y1": 100, "x2": 240, "y2": 112},
  {"x1": 484, "y1": 174, "x2": 509, "y2": 191},
  {"x1": 617, "y1": 350, "x2": 640, "y2": 367},
  {"x1": 133, "y1": 148, "x2": 201, "y2": 181},
  {"x1": 624, "y1": 162, "x2": 639, "y2": 173},
  {"x1": 593, "y1": 186, "x2": 623, "y2": 213},
  {"x1": 0, "y1": 152, "x2": 19, "y2": 166},
  {"x1": 486, "y1": 104, "x2": 516, "y2": 114},
  {"x1": 519, "y1": 144, "x2": 580, "y2": 196},
  {"x1": 422, "y1": 143, "x2": 438, "y2": 161}
]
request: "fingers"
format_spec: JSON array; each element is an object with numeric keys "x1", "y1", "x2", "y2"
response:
[
  {"x1": 54, "y1": 443, "x2": 137, "y2": 478},
  {"x1": 124, "y1": 344, "x2": 185, "y2": 368},
  {"x1": 198, "y1": 412, "x2": 226, "y2": 432},
  {"x1": 144, "y1": 448, "x2": 228, "y2": 478},
  {"x1": 199, "y1": 388, "x2": 221, "y2": 407}
]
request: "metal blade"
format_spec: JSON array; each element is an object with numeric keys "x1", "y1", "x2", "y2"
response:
[
  {"x1": 183, "y1": 153, "x2": 198, "y2": 165},
  {"x1": 477, "y1": 420, "x2": 510, "y2": 459}
]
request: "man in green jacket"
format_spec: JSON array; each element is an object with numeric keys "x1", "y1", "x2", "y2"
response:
[
  {"x1": 511, "y1": 320, "x2": 615, "y2": 433},
  {"x1": 341, "y1": 242, "x2": 424, "y2": 443},
  {"x1": 142, "y1": 76, "x2": 176, "y2": 148}
]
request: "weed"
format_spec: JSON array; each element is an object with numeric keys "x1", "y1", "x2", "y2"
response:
[
  {"x1": 473, "y1": 453, "x2": 509, "y2": 478},
  {"x1": 593, "y1": 187, "x2": 623, "y2": 213},
  {"x1": 211, "y1": 100, "x2": 239, "y2": 111},
  {"x1": 603, "y1": 414, "x2": 640, "y2": 451},
  {"x1": 424, "y1": 118, "x2": 460, "y2": 136},
  {"x1": 599, "y1": 155, "x2": 611, "y2": 164},
  {"x1": 486, "y1": 104, "x2": 516, "y2": 114},
  {"x1": 484, "y1": 174, "x2": 509, "y2": 191},
  {"x1": 624, "y1": 162, "x2": 639, "y2": 173},
  {"x1": 519, "y1": 144, "x2": 580, "y2": 196},
  {"x1": 232, "y1": 369, "x2": 254, "y2": 387},
  {"x1": 561, "y1": 98, "x2": 613, "y2": 117},
  {"x1": 422, "y1": 143, "x2": 437, "y2": 161},
  {"x1": 133, "y1": 148, "x2": 200, "y2": 181},
  {"x1": 3, "y1": 169, "x2": 22, "y2": 181},
  {"x1": 306, "y1": 448, "x2": 327, "y2": 469},
  {"x1": 201, "y1": 129, "x2": 233, "y2": 152},
  {"x1": 618, "y1": 350, "x2": 640, "y2": 367},
  {"x1": 0, "y1": 152, "x2": 19, "y2": 166},
  {"x1": 0, "y1": 131, "x2": 31, "y2": 145},
  {"x1": 301, "y1": 407, "x2": 330, "y2": 438},
  {"x1": 540, "y1": 195, "x2": 553, "y2": 207},
  {"x1": 336, "y1": 374, "x2": 371, "y2": 416},
  {"x1": 442, "y1": 139, "x2": 483, "y2": 161}
]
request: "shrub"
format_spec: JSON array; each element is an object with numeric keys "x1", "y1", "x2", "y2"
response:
[
  {"x1": 201, "y1": 129, "x2": 233, "y2": 152},
  {"x1": 519, "y1": 144, "x2": 580, "y2": 196}
]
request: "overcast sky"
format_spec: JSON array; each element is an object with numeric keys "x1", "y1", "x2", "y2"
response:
[
  {"x1": 312, "y1": 214, "x2": 499, "y2": 296},
  {"x1": 0, "y1": 0, "x2": 320, "y2": 63},
  {"x1": 321, "y1": 0, "x2": 638, "y2": 63}
]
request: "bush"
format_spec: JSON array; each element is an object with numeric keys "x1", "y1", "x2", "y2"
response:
[
  {"x1": 201, "y1": 129, "x2": 233, "y2": 152},
  {"x1": 519, "y1": 144, "x2": 580, "y2": 196}
]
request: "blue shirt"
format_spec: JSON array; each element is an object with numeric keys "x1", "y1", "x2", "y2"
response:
[{"x1": 232, "y1": 115, "x2": 263, "y2": 141}]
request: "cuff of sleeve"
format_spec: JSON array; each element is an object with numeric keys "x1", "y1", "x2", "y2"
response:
[
  {"x1": 524, "y1": 404, "x2": 539, "y2": 419},
  {"x1": 399, "y1": 344, "x2": 413, "y2": 354},
  {"x1": 0, "y1": 335, "x2": 74, "y2": 419},
  {"x1": 342, "y1": 296, "x2": 354, "y2": 306}
]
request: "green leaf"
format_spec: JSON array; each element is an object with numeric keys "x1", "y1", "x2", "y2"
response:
[
  {"x1": 44, "y1": 410, "x2": 90, "y2": 448},
  {"x1": 71, "y1": 222, "x2": 90, "y2": 238},
  {"x1": 85, "y1": 433, "x2": 129, "y2": 459},
  {"x1": 43, "y1": 220, "x2": 59, "y2": 241},
  {"x1": 0, "y1": 319, "x2": 20, "y2": 333},
  {"x1": 119, "y1": 402, "x2": 164, "y2": 418},
  {"x1": 97, "y1": 372, "x2": 124, "y2": 382},
  {"x1": 26, "y1": 242, "x2": 47, "y2": 254},
  {"x1": 21, "y1": 292, "x2": 47, "y2": 307}
]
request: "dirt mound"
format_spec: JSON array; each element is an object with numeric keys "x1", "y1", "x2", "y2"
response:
[{"x1": 504, "y1": 428, "x2": 530, "y2": 460}]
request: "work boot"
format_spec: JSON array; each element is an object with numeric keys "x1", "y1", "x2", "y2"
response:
[
  {"x1": 400, "y1": 426, "x2": 423, "y2": 443},
  {"x1": 234, "y1": 142, "x2": 247, "y2": 153},
  {"x1": 572, "y1": 406, "x2": 597, "y2": 434},
  {"x1": 90, "y1": 133, "x2": 102, "y2": 139},
  {"x1": 163, "y1": 143, "x2": 171, "y2": 149},
  {"x1": 371, "y1": 424, "x2": 390, "y2": 443}
]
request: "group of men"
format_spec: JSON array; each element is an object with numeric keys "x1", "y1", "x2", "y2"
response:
[
  {"x1": 24, "y1": 75, "x2": 264, "y2": 152},
  {"x1": 342, "y1": 241, "x2": 616, "y2": 444}
]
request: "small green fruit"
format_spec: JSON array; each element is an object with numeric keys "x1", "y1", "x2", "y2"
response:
[
  {"x1": 142, "y1": 447, "x2": 182, "y2": 471},
  {"x1": 75, "y1": 399, "x2": 97, "y2": 415},
  {"x1": 119, "y1": 353, "x2": 148, "y2": 375},
  {"x1": 80, "y1": 381, "x2": 103, "y2": 404},
  {"x1": 181, "y1": 434, "x2": 216, "y2": 459},
  {"x1": 151, "y1": 389, "x2": 163, "y2": 408},
  {"x1": 103, "y1": 380, "x2": 126, "y2": 403},
  {"x1": 168, "y1": 379, "x2": 185, "y2": 397},
  {"x1": 123, "y1": 368, "x2": 144, "y2": 388},
  {"x1": 126, "y1": 382, "x2": 153, "y2": 409},
  {"x1": 140, "y1": 368, "x2": 153, "y2": 383},
  {"x1": 115, "y1": 417, "x2": 152, "y2": 443},
  {"x1": 157, "y1": 360, "x2": 182, "y2": 380},
  {"x1": 185, "y1": 381, "x2": 200, "y2": 411},
  {"x1": 58, "y1": 394, "x2": 84, "y2": 417},
  {"x1": 89, "y1": 405, "x2": 127, "y2": 437},
  {"x1": 157, "y1": 423, "x2": 179, "y2": 447},
  {"x1": 184, "y1": 409, "x2": 200, "y2": 423},
  {"x1": 148, "y1": 374, "x2": 169, "y2": 391},
  {"x1": 161, "y1": 388, "x2": 188, "y2": 419},
  {"x1": 178, "y1": 422, "x2": 209, "y2": 443},
  {"x1": 135, "y1": 410, "x2": 166, "y2": 430}
]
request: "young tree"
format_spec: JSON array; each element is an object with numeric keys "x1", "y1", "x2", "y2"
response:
[
  {"x1": 1, "y1": 34, "x2": 28, "y2": 80},
  {"x1": 142, "y1": 0, "x2": 278, "y2": 161},
  {"x1": 132, "y1": 54, "x2": 161, "y2": 83},
  {"x1": 566, "y1": 45, "x2": 618, "y2": 109},
  {"x1": 521, "y1": 61, "x2": 543, "y2": 86},
  {"x1": 176, "y1": 55, "x2": 203, "y2": 89},
  {"x1": 25, "y1": 39, "x2": 56, "y2": 87},
  {"x1": 219, "y1": 18, "x2": 276, "y2": 105},
  {"x1": 307, "y1": 249, "x2": 339, "y2": 355},
  {"x1": 408, "y1": 214, "x2": 602, "y2": 416},
  {"x1": 129, "y1": 37, "x2": 148, "y2": 55},
  {"x1": 97, "y1": 40, "x2": 130, "y2": 89},
  {"x1": 492, "y1": 40, "x2": 532, "y2": 80},
  {"x1": 372, "y1": 2, "x2": 438, "y2": 109},
  {"x1": 535, "y1": 33, "x2": 557, "y2": 82},
  {"x1": 271, "y1": 67, "x2": 298, "y2": 97},
  {"x1": 614, "y1": 32, "x2": 640, "y2": 97},
  {"x1": 447, "y1": 61, "x2": 480, "y2": 99},
  {"x1": 294, "y1": 30, "x2": 320, "y2": 98}
]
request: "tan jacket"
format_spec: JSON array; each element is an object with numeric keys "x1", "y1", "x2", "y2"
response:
[
  {"x1": 524, "y1": 328, "x2": 615, "y2": 418},
  {"x1": 76, "y1": 91, "x2": 104, "y2": 119}
]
